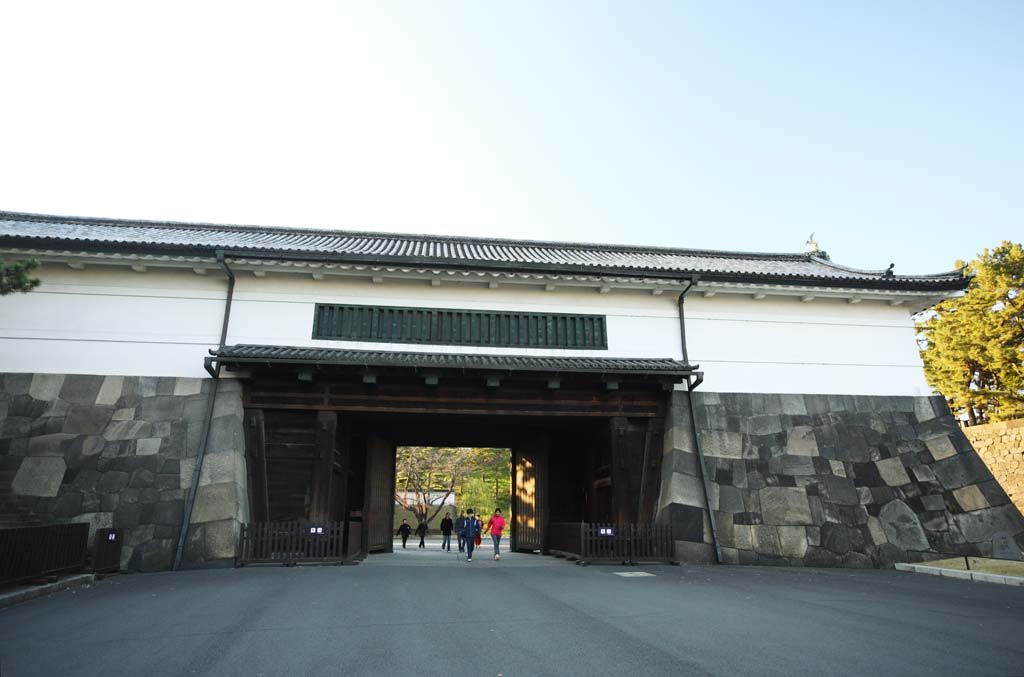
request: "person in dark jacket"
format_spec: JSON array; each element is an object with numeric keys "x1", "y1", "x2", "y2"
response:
[
  {"x1": 440, "y1": 512, "x2": 454, "y2": 552},
  {"x1": 461, "y1": 509, "x2": 482, "y2": 562},
  {"x1": 455, "y1": 511, "x2": 467, "y2": 552},
  {"x1": 415, "y1": 521, "x2": 428, "y2": 548},
  {"x1": 396, "y1": 519, "x2": 412, "y2": 549}
]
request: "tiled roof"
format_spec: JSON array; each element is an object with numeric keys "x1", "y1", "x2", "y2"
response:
[
  {"x1": 0, "y1": 210, "x2": 967, "y2": 290},
  {"x1": 212, "y1": 344, "x2": 693, "y2": 376}
]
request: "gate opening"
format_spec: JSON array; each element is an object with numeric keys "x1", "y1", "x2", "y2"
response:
[{"x1": 393, "y1": 446, "x2": 512, "y2": 537}]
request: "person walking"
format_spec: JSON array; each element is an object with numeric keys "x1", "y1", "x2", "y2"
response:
[
  {"x1": 440, "y1": 512, "x2": 454, "y2": 552},
  {"x1": 461, "y1": 509, "x2": 482, "y2": 562},
  {"x1": 454, "y1": 511, "x2": 467, "y2": 552},
  {"x1": 396, "y1": 519, "x2": 412, "y2": 549},
  {"x1": 415, "y1": 521, "x2": 428, "y2": 549},
  {"x1": 485, "y1": 508, "x2": 506, "y2": 561}
]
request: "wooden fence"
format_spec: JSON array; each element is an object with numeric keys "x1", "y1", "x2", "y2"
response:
[
  {"x1": 0, "y1": 523, "x2": 90, "y2": 587},
  {"x1": 237, "y1": 521, "x2": 349, "y2": 566},
  {"x1": 548, "y1": 522, "x2": 674, "y2": 565}
]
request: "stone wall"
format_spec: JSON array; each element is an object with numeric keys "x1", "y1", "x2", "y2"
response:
[
  {"x1": 0, "y1": 373, "x2": 247, "y2": 571},
  {"x1": 964, "y1": 419, "x2": 1024, "y2": 517},
  {"x1": 657, "y1": 392, "x2": 1024, "y2": 566}
]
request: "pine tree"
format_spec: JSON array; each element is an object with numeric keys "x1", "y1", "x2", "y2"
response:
[
  {"x1": 918, "y1": 241, "x2": 1023, "y2": 423},
  {"x1": 0, "y1": 258, "x2": 41, "y2": 295}
]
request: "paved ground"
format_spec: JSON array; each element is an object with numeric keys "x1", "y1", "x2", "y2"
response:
[{"x1": 2, "y1": 538, "x2": 1023, "y2": 676}]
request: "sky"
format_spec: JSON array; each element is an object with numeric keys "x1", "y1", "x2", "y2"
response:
[{"x1": 0, "y1": 1, "x2": 1020, "y2": 274}]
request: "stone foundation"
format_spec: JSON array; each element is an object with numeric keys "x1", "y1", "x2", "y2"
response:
[
  {"x1": 0, "y1": 373, "x2": 247, "y2": 571},
  {"x1": 658, "y1": 392, "x2": 1024, "y2": 566},
  {"x1": 964, "y1": 419, "x2": 1024, "y2": 517}
]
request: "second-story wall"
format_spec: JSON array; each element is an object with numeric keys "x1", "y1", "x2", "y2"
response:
[{"x1": 0, "y1": 262, "x2": 932, "y2": 396}]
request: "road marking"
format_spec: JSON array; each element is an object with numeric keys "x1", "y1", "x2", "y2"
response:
[{"x1": 613, "y1": 571, "x2": 655, "y2": 577}]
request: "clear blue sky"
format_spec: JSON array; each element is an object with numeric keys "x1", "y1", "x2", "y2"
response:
[{"x1": 1, "y1": 1, "x2": 1020, "y2": 274}]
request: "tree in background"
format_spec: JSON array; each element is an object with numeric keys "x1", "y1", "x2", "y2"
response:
[
  {"x1": 918, "y1": 241, "x2": 1023, "y2": 424},
  {"x1": 394, "y1": 446, "x2": 473, "y2": 526},
  {"x1": 465, "y1": 447, "x2": 511, "y2": 508},
  {"x1": 0, "y1": 258, "x2": 40, "y2": 295}
]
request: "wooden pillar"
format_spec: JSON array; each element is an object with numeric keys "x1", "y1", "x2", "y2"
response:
[
  {"x1": 243, "y1": 409, "x2": 269, "y2": 523},
  {"x1": 309, "y1": 411, "x2": 338, "y2": 522},
  {"x1": 609, "y1": 416, "x2": 632, "y2": 525},
  {"x1": 637, "y1": 418, "x2": 664, "y2": 524}
]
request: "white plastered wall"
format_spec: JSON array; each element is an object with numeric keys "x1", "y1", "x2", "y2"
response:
[
  {"x1": 684, "y1": 294, "x2": 931, "y2": 396},
  {"x1": 0, "y1": 263, "x2": 683, "y2": 378},
  {"x1": 0, "y1": 263, "x2": 936, "y2": 396}
]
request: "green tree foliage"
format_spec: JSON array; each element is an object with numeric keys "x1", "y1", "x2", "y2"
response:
[
  {"x1": 0, "y1": 258, "x2": 41, "y2": 295},
  {"x1": 456, "y1": 447, "x2": 512, "y2": 517},
  {"x1": 394, "y1": 446, "x2": 473, "y2": 526},
  {"x1": 918, "y1": 241, "x2": 1024, "y2": 423}
]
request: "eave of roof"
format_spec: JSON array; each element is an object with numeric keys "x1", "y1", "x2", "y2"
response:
[
  {"x1": 211, "y1": 344, "x2": 695, "y2": 377},
  {"x1": 0, "y1": 209, "x2": 968, "y2": 292}
]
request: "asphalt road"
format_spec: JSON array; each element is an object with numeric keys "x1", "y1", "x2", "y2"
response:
[{"x1": 2, "y1": 543, "x2": 1023, "y2": 677}]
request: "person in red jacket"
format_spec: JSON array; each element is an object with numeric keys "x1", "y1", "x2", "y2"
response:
[{"x1": 484, "y1": 508, "x2": 506, "y2": 561}]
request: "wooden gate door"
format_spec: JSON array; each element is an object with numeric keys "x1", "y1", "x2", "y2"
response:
[
  {"x1": 363, "y1": 432, "x2": 396, "y2": 553},
  {"x1": 512, "y1": 437, "x2": 548, "y2": 553}
]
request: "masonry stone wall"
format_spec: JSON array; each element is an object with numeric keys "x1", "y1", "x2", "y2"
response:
[
  {"x1": 0, "y1": 373, "x2": 247, "y2": 571},
  {"x1": 963, "y1": 419, "x2": 1024, "y2": 518},
  {"x1": 657, "y1": 392, "x2": 1024, "y2": 566}
]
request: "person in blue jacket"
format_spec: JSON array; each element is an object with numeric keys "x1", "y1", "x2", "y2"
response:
[
  {"x1": 461, "y1": 509, "x2": 482, "y2": 562},
  {"x1": 454, "y1": 511, "x2": 468, "y2": 552}
]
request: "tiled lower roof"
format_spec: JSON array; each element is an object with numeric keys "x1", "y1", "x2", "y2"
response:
[
  {"x1": 212, "y1": 344, "x2": 694, "y2": 376},
  {"x1": 0, "y1": 210, "x2": 967, "y2": 290}
]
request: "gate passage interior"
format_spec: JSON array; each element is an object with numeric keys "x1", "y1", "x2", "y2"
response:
[{"x1": 234, "y1": 359, "x2": 682, "y2": 560}]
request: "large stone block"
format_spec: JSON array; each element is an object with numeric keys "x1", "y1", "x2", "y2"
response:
[
  {"x1": 203, "y1": 518, "x2": 240, "y2": 560},
  {"x1": 12, "y1": 457, "x2": 66, "y2": 496},
  {"x1": 663, "y1": 471, "x2": 706, "y2": 509},
  {"x1": 206, "y1": 415, "x2": 245, "y2": 455},
  {"x1": 104, "y1": 420, "x2": 152, "y2": 441},
  {"x1": 878, "y1": 500, "x2": 929, "y2": 551},
  {"x1": 152, "y1": 500, "x2": 184, "y2": 526},
  {"x1": 953, "y1": 485, "x2": 989, "y2": 512},
  {"x1": 925, "y1": 436, "x2": 957, "y2": 461},
  {"x1": 29, "y1": 374, "x2": 65, "y2": 401},
  {"x1": 97, "y1": 470, "x2": 130, "y2": 493},
  {"x1": 180, "y1": 450, "x2": 243, "y2": 490},
  {"x1": 821, "y1": 476, "x2": 859, "y2": 506},
  {"x1": 64, "y1": 406, "x2": 115, "y2": 435},
  {"x1": 932, "y1": 453, "x2": 992, "y2": 490},
  {"x1": 699, "y1": 430, "x2": 743, "y2": 459},
  {"x1": 664, "y1": 503, "x2": 705, "y2": 542},
  {"x1": 28, "y1": 433, "x2": 75, "y2": 456},
  {"x1": 136, "y1": 438, "x2": 162, "y2": 456},
  {"x1": 952, "y1": 505, "x2": 1024, "y2": 544},
  {"x1": 780, "y1": 394, "x2": 807, "y2": 416},
  {"x1": 786, "y1": 426, "x2": 818, "y2": 456},
  {"x1": 875, "y1": 457, "x2": 911, "y2": 487},
  {"x1": 866, "y1": 516, "x2": 888, "y2": 545},
  {"x1": 173, "y1": 378, "x2": 203, "y2": 396},
  {"x1": 95, "y1": 376, "x2": 125, "y2": 406},
  {"x1": 752, "y1": 525, "x2": 782, "y2": 556},
  {"x1": 60, "y1": 375, "x2": 105, "y2": 405},
  {"x1": 777, "y1": 526, "x2": 808, "y2": 558},
  {"x1": 759, "y1": 487, "x2": 813, "y2": 525},
  {"x1": 191, "y1": 482, "x2": 241, "y2": 524},
  {"x1": 139, "y1": 396, "x2": 185, "y2": 422}
]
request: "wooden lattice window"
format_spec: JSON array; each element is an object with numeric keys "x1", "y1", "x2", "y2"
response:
[{"x1": 312, "y1": 304, "x2": 608, "y2": 350}]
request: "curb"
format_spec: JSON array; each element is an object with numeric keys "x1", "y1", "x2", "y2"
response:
[
  {"x1": 895, "y1": 563, "x2": 1024, "y2": 587},
  {"x1": 0, "y1": 573, "x2": 97, "y2": 610}
]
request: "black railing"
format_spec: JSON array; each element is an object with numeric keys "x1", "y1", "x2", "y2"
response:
[
  {"x1": 238, "y1": 521, "x2": 349, "y2": 566},
  {"x1": 547, "y1": 522, "x2": 674, "y2": 565},
  {"x1": 0, "y1": 523, "x2": 90, "y2": 587}
]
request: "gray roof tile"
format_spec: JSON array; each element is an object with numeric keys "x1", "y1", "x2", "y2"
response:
[
  {"x1": 213, "y1": 344, "x2": 693, "y2": 376},
  {"x1": 0, "y1": 210, "x2": 967, "y2": 290}
]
